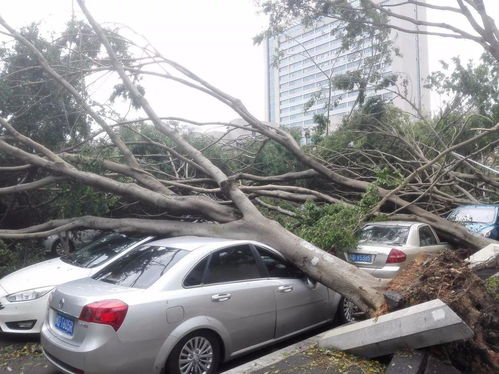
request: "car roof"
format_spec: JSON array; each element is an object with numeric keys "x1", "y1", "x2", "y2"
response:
[
  {"x1": 140, "y1": 236, "x2": 252, "y2": 252},
  {"x1": 363, "y1": 221, "x2": 420, "y2": 227}
]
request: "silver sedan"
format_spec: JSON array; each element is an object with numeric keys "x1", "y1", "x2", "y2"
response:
[
  {"x1": 41, "y1": 236, "x2": 341, "y2": 374},
  {"x1": 342, "y1": 221, "x2": 450, "y2": 278}
]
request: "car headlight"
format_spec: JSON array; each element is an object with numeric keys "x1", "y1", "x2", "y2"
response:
[{"x1": 6, "y1": 286, "x2": 54, "y2": 302}]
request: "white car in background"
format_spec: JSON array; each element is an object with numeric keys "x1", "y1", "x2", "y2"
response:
[
  {"x1": 0, "y1": 233, "x2": 154, "y2": 334},
  {"x1": 338, "y1": 221, "x2": 450, "y2": 322}
]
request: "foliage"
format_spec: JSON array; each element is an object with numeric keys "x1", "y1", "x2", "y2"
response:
[
  {"x1": 0, "y1": 239, "x2": 45, "y2": 278},
  {"x1": 0, "y1": 22, "x2": 90, "y2": 149},
  {"x1": 0, "y1": 20, "x2": 136, "y2": 229},
  {"x1": 252, "y1": 133, "x2": 303, "y2": 176},
  {"x1": 292, "y1": 186, "x2": 382, "y2": 252},
  {"x1": 54, "y1": 183, "x2": 120, "y2": 218},
  {"x1": 294, "y1": 201, "x2": 361, "y2": 251},
  {"x1": 426, "y1": 53, "x2": 499, "y2": 120},
  {"x1": 486, "y1": 276, "x2": 499, "y2": 301}
]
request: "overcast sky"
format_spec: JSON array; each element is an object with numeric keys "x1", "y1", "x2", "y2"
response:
[{"x1": 1, "y1": 0, "x2": 497, "y2": 122}]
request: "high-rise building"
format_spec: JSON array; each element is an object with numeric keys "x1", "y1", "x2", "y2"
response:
[{"x1": 265, "y1": 0, "x2": 429, "y2": 134}]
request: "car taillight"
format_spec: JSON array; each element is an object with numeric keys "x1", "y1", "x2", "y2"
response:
[
  {"x1": 386, "y1": 249, "x2": 406, "y2": 263},
  {"x1": 79, "y1": 300, "x2": 128, "y2": 331}
]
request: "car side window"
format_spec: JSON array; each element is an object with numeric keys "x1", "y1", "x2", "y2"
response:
[
  {"x1": 184, "y1": 257, "x2": 209, "y2": 287},
  {"x1": 255, "y1": 246, "x2": 305, "y2": 279},
  {"x1": 204, "y1": 245, "x2": 262, "y2": 284},
  {"x1": 419, "y1": 226, "x2": 437, "y2": 246}
]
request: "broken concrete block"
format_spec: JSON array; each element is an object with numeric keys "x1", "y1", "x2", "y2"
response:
[
  {"x1": 385, "y1": 350, "x2": 427, "y2": 374},
  {"x1": 384, "y1": 290, "x2": 404, "y2": 311},
  {"x1": 424, "y1": 355, "x2": 461, "y2": 374},
  {"x1": 318, "y1": 299, "x2": 473, "y2": 358},
  {"x1": 467, "y1": 243, "x2": 499, "y2": 271}
]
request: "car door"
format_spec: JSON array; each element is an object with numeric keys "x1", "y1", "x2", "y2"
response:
[
  {"x1": 182, "y1": 244, "x2": 276, "y2": 353},
  {"x1": 253, "y1": 246, "x2": 330, "y2": 339},
  {"x1": 417, "y1": 225, "x2": 446, "y2": 256}
]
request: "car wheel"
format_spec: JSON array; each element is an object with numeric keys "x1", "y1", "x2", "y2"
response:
[
  {"x1": 165, "y1": 330, "x2": 220, "y2": 374},
  {"x1": 51, "y1": 239, "x2": 74, "y2": 257},
  {"x1": 337, "y1": 297, "x2": 365, "y2": 324}
]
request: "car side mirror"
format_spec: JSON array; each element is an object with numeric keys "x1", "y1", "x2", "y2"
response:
[{"x1": 305, "y1": 277, "x2": 318, "y2": 289}]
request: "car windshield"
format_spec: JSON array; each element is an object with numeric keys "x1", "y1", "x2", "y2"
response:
[
  {"x1": 60, "y1": 233, "x2": 144, "y2": 268},
  {"x1": 358, "y1": 225, "x2": 410, "y2": 245},
  {"x1": 447, "y1": 207, "x2": 496, "y2": 224},
  {"x1": 92, "y1": 245, "x2": 187, "y2": 289}
]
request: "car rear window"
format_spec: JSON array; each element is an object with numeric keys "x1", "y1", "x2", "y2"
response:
[
  {"x1": 359, "y1": 225, "x2": 409, "y2": 245},
  {"x1": 93, "y1": 245, "x2": 187, "y2": 288},
  {"x1": 60, "y1": 233, "x2": 145, "y2": 268},
  {"x1": 448, "y1": 207, "x2": 496, "y2": 224}
]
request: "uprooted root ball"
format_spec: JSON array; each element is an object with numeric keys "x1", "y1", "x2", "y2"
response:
[{"x1": 386, "y1": 251, "x2": 499, "y2": 373}]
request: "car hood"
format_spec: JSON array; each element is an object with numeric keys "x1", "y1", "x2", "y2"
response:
[
  {"x1": 0, "y1": 258, "x2": 92, "y2": 294},
  {"x1": 458, "y1": 222, "x2": 491, "y2": 233}
]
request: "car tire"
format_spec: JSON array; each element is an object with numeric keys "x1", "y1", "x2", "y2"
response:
[
  {"x1": 50, "y1": 239, "x2": 74, "y2": 257},
  {"x1": 337, "y1": 297, "x2": 365, "y2": 324},
  {"x1": 165, "y1": 330, "x2": 221, "y2": 374}
]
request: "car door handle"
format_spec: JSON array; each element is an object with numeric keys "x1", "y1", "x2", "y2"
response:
[
  {"x1": 278, "y1": 285, "x2": 294, "y2": 293},
  {"x1": 211, "y1": 293, "x2": 231, "y2": 302}
]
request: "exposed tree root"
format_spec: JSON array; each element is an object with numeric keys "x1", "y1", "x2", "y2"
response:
[{"x1": 385, "y1": 251, "x2": 498, "y2": 373}]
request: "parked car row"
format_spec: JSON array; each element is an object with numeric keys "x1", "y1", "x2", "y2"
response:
[
  {"x1": 336, "y1": 204, "x2": 499, "y2": 322},
  {"x1": 1, "y1": 235, "x2": 342, "y2": 374},
  {"x1": 0, "y1": 233, "x2": 153, "y2": 334},
  {"x1": 0, "y1": 205, "x2": 495, "y2": 373}
]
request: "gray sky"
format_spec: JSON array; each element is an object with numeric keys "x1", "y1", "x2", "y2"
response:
[{"x1": 1, "y1": 0, "x2": 497, "y2": 122}]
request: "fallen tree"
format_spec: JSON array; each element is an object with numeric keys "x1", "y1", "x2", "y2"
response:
[{"x1": 0, "y1": 0, "x2": 497, "y2": 318}]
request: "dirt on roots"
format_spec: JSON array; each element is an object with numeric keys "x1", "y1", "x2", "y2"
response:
[{"x1": 383, "y1": 250, "x2": 498, "y2": 374}]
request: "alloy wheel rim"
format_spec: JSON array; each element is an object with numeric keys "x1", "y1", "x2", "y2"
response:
[
  {"x1": 178, "y1": 336, "x2": 214, "y2": 374},
  {"x1": 55, "y1": 241, "x2": 65, "y2": 256},
  {"x1": 343, "y1": 298, "x2": 356, "y2": 322}
]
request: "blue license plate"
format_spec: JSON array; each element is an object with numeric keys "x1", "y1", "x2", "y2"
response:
[
  {"x1": 55, "y1": 312, "x2": 74, "y2": 336},
  {"x1": 350, "y1": 254, "x2": 373, "y2": 263}
]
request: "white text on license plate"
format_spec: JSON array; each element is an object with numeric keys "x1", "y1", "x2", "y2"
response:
[
  {"x1": 350, "y1": 254, "x2": 373, "y2": 263},
  {"x1": 55, "y1": 313, "x2": 74, "y2": 336}
]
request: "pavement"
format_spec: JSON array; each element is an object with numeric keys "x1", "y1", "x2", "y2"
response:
[
  {"x1": 0, "y1": 324, "x2": 336, "y2": 374},
  {"x1": 0, "y1": 334, "x2": 56, "y2": 374},
  {"x1": 221, "y1": 329, "x2": 386, "y2": 374}
]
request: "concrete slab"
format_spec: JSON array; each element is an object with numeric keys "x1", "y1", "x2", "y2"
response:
[
  {"x1": 467, "y1": 243, "x2": 499, "y2": 271},
  {"x1": 424, "y1": 355, "x2": 461, "y2": 374},
  {"x1": 385, "y1": 350, "x2": 427, "y2": 374},
  {"x1": 318, "y1": 299, "x2": 473, "y2": 358}
]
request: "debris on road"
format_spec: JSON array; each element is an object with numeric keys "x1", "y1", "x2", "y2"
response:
[{"x1": 387, "y1": 250, "x2": 499, "y2": 373}]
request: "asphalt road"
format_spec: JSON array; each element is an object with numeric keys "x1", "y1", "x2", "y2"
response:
[{"x1": 0, "y1": 323, "x2": 334, "y2": 373}]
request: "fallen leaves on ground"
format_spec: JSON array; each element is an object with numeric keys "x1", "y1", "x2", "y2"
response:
[
  {"x1": 303, "y1": 346, "x2": 386, "y2": 374},
  {"x1": 0, "y1": 342, "x2": 42, "y2": 368}
]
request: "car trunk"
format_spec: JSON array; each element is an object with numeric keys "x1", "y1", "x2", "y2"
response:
[
  {"x1": 344, "y1": 243, "x2": 401, "y2": 269},
  {"x1": 47, "y1": 278, "x2": 139, "y2": 345}
]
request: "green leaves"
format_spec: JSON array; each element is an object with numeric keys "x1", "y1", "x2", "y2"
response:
[{"x1": 293, "y1": 201, "x2": 361, "y2": 252}]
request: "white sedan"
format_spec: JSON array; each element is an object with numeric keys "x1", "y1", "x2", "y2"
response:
[
  {"x1": 0, "y1": 233, "x2": 153, "y2": 334},
  {"x1": 338, "y1": 221, "x2": 450, "y2": 322}
]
